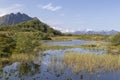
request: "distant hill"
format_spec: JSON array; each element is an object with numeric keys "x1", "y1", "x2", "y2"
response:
[
  {"x1": 72, "y1": 30, "x2": 119, "y2": 35},
  {"x1": 0, "y1": 17, "x2": 62, "y2": 36},
  {"x1": 0, "y1": 12, "x2": 33, "y2": 26}
]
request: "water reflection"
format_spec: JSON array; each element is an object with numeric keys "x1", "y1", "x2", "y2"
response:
[
  {"x1": 0, "y1": 62, "x2": 40, "y2": 80},
  {"x1": 44, "y1": 40, "x2": 91, "y2": 46},
  {"x1": 0, "y1": 40, "x2": 120, "y2": 80}
]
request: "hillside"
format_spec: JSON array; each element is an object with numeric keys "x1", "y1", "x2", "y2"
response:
[
  {"x1": 0, "y1": 12, "x2": 62, "y2": 57},
  {"x1": 0, "y1": 18, "x2": 62, "y2": 36}
]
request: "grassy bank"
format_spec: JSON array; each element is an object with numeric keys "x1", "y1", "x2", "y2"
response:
[
  {"x1": 0, "y1": 53, "x2": 41, "y2": 68},
  {"x1": 52, "y1": 34, "x2": 108, "y2": 41},
  {"x1": 63, "y1": 52, "x2": 120, "y2": 74}
]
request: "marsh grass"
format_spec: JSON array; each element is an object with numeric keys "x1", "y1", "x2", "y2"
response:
[
  {"x1": 51, "y1": 36, "x2": 79, "y2": 41},
  {"x1": 0, "y1": 43, "x2": 70, "y2": 68},
  {"x1": 0, "y1": 53, "x2": 39, "y2": 67},
  {"x1": 63, "y1": 52, "x2": 120, "y2": 74},
  {"x1": 76, "y1": 41, "x2": 107, "y2": 49},
  {"x1": 47, "y1": 55, "x2": 66, "y2": 77},
  {"x1": 19, "y1": 62, "x2": 40, "y2": 77},
  {"x1": 0, "y1": 58, "x2": 10, "y2": 68},
  {"x1": 52, "y1": 34, "x2": 108, "y2": 41},
  {"x1": 10, "y1": 53, "x2": 36, "y2": 62}
]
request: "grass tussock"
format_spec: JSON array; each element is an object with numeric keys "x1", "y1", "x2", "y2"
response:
[
  {"x1": 63, "y1": 52, "x2": 120, "y2": 74},
  {"x1": 72, "y1": 41, "x2": 107, "y2": 49},
  {"x1": 0, "y1": 53, "x2": 40, "y2": 68},
  {"x1": 10, "y1": 53, "x2": 36, "y2": 62},
  {"x1": 52, "y1": 34, "x2": 108, "y2": 41},
  {"x1": 51, "y1": 36, "x2": 79, "y2": 41}
]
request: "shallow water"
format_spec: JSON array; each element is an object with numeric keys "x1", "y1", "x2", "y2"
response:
[
  {"x1": 0, "y1": 40, "x2": 120, "y2": 80},
  {"x1": 44, "y1": 40, "x2": 92, "y2": 46}
]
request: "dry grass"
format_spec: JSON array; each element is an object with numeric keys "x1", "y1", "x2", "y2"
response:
[
  {"x1": 63, "y1": 52, "x2": 120, "y2": 74},
  {"x1": 0, "y1": 58, "x2": 10, "y2": 68},
  {"x1": 10, "y1": 53, "x2": 36, "y2": 62},
  {"x1": 51, "y1": 36, "x2": 79, "y2": 41},
  {"x1": 0, "y1": 53, "x2": 41, "y2": 68},
  {"x1": 52, "y1": 34, "x2": 108, "y2": 41}
]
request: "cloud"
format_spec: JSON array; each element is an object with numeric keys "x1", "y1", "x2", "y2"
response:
[
  {"x1": 42, "y1": 19, "x2": 74, "y2": 33},
  {"x1": 38, "y1": 3, "x2": 62, "y2": 12},
  {"x1": 0, "y1": 4, "x2": 23, "y2": 16},
  {"x1": 53, "y1": 26, "x2": 75, "y2": 33}
]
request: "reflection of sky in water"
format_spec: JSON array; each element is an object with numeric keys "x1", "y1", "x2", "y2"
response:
[
  {"x1": 44, "y1": 40, "x2": 92, "y2": 46},
  {"x1": 0, "y1": 40, "x2": 120, "y2": 80}
]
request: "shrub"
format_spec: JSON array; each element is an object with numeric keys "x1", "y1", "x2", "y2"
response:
[
  {"x1": 13, "y1": 32, "x2": 41, "y2": 53},
  {"x1": 109, "y1": 32, "x2": 120, "y2": 46},
  {"x1": 0, "y1": 33, "x2": 15, "y2": 57}
]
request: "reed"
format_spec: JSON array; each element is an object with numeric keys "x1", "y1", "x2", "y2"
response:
[
  {"x1": 63, "y1": 52, "x2": 120, "y2": 74},
  {"x1": 0, "y1": 53, "x2": 41, "y2": 67},
  {"x1": 10, "y1": 53, "x2": 36, "y2": 63}
]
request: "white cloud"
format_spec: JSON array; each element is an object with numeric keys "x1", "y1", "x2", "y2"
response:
[
  {"x1": 53, "y1": 26, "x2": 75, "y2": 33},
  {"x1": 0, "y1": 4, "x2": 23, "y2": 16},
  {"x1": 38, "y1": 3, "x2": 62, "y2": 12}
]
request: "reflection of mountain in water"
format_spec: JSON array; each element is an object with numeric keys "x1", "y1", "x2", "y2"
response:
[{"x1": 0, "y1": 40, "x2": 120, "y2": 80}]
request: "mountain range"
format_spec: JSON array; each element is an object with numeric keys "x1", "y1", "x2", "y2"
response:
[
  {"x1": 72, "y1": 30, "x2": 119, "y2": 35},
  {"x1": 0, "y1": 12, "x2": 119, "y2": 35},
  {"x1": 0, "y1": 12, "x2": 62, "y2": 36},
  {"x1": 0, "y1": 12, "x2": 33, "y2": 26}
]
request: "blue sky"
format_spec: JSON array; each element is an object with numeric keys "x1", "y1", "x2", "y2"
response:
[{"x1": 0, "y1": 0, "x2": 120, "y2": 32}]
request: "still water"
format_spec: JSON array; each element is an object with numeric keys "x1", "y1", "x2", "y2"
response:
[{"x1": 0, "y1": 40, "x2": 120, "y2": 80}]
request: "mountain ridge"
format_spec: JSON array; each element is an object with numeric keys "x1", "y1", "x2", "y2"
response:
[
  {"x1": 0, "y1": 16, "x2": 62, "y2": 36},
  {"x1": 0, "y1": 12, "x2": 33, "y2": 26},
  {"x1": 72, "y1": 30, "x2": 119, "y2": 35}
]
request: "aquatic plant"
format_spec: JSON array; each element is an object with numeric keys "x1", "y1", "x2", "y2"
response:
[{"x1": 63, "y1": 52, "x2": 120, "y2": 74}]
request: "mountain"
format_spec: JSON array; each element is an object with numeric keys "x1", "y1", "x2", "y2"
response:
[
  {"x1": 72, "y1": 30, "x2": 119, "y2": 35},
  {"x1": 0, "y1": 17, "x2": 62, "y2": 36},
  {"x1": 0, "y1": 12, "x2": 33, "y2": 26}
]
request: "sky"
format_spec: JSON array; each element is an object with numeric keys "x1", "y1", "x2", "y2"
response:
[{"x1": 0, "y1": 0, "x2": 120, "y2": 32}]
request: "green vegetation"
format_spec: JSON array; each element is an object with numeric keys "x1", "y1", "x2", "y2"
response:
[
  {"x1": 0, "y1": 32, "x2": 15, "y2": 57},
  {"x1": 0, "y1": 16, "x2": 120, "y2": 76},
  {"x1": 0, "y1": 18, "x2": 62, "y2": 67},
  {"x1": 75, "y1": 34, "x2": 108, "y2": 41},
  {"x1": 0, "y1": 32, "x2": 43, "y2": 67},
  {"x1": 52, "y1": 34, "x2": 108, "y2": 41},
  {"x1": 63, "y1": 52, "x2": 120, "y2": 74},
  {"x1": 109, "y1": 32, "x2": 120, "y2": 46},
  {"x1": 0, "y1": 18, "x2": 62, "y2": 36},
  {"x1": 105, "y1": 32, "x2": 120, "y2": 54},
  {"x1": 72, "y1": 41, "x2": 107, "y2": 49},
  {"x1": 0, "y1": 32, "x2": 41, "y2": 58},
  {"x1": 0, "y1": 53, "x2": 36, "y2": 68},
  {"x1": 19, "y1": 62, "x2": 40, "y2": 76},
  {"x1": 13, "y1": 32, "x2": 41, "y2": 53}
]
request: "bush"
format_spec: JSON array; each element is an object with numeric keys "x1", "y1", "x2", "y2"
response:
[
  {"x1": 13, "y1": 32, "x2": 41, "y2": 53},
  {"x1": 0, "y1": 33, "x2": 15, "y2": 57},
  {"x1": 109, "y1": 32, "x2": 120, "y2": 46}
]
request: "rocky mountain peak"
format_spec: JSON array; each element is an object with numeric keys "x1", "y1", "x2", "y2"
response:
[{"x1": 0, "y1": 12, "x2": 33, "y2": 26}]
